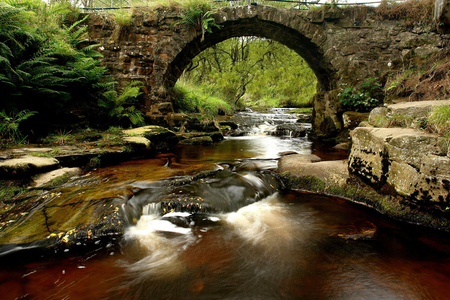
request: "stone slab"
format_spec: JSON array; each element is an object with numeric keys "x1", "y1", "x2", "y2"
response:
[
  {"x1": 278, "y1": 155, "x2": 348, "y2": 188},
  {"x1": 31, "y1": 167, "x2": 82, "y2": 188},
  {"x1": 0, "y1": 155, "x2": 59, "y2": 178}
]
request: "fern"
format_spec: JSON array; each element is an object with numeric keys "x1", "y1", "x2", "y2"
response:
[
  {"x1": 0, "y1": 109, "x2": 37, "y2": 143},
  {"x1": 177, "y1": 1, "x2": 221, "y2": 42},
  {"x1": 99, "y1": 81, "x2": 145, "y2": 127}
]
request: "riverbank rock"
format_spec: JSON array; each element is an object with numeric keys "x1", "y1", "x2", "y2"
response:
[
  {"x1": 123, "y1": 125, "x2": 178, "y2": 151},
  {"x1": 181, "y1": 118, "x2": 221, "y2": 133},
  {"x1": 0, "y1": 155, "x2": 59, "y2": 178},
  {"x1": 278, "y1": 154, "x2": 349, "y2": 188},
  {"x1": 368, "y1": 100, "x2": 450, "y2": 128},
  {"x1": 349, "y1": 126, "x2": 450, "y2": 206},
  {"x1": 272, "y1": 124, "x2": 308, "y2": 137}
]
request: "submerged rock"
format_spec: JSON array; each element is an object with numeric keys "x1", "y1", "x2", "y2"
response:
[{"x1": 330, "y1": 220, "x2": 377, "y2": 241}]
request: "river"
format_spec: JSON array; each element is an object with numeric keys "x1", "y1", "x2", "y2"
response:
[{"x1": 1, "y1": 109, "x2": 450, "y2": 299}]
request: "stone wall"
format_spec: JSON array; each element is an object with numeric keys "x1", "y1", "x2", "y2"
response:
[{"x1": 87, "y1": 5, "x2": 447, "y2": 135}]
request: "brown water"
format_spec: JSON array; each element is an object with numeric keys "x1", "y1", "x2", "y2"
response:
[{"x1": 1, "y1": 110, "x2": 450, "y2": 299}]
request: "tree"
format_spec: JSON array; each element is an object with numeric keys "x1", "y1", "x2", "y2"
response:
[{"x1": 180, "y1": 37, "x2": 317, "y2": 109}]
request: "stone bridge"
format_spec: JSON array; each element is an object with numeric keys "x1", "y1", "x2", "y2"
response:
[{"x1": 87, "y1": 5, "x2": 445, "y2": 134}]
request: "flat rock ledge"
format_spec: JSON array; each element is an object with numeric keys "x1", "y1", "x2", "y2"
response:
[
  {"x1": 368, "y1": 100, "x2": 450, "y2": 128},
  {"x1": 278, "y1": 154, "x2": 349, "y2": 188},
  {"x1": 0, "y1": 126, "x2": 180, "y2": 180},
  {"x1": 0, "y1": 156, "x2": 59, "y2": 178}
]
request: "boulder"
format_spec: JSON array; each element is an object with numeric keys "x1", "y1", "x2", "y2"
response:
[
  {"x1": 349, "y1": 126, "x2": 450, "y2": 203},
  {"x1": 272, "y1": 123, "x2": 308, "y2": 137},
  {"x1": 123, "y1": 136, "x2": 151, "y2": 150}
]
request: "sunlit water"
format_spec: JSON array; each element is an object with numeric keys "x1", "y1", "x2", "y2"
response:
[{"x1": 1, "y1": 109, "x2": 450, "y2": 299}]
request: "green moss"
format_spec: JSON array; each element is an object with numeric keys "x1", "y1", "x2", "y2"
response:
[
  {"x1": 0, "y1": 182, "x2": 24, "y2": 203},
  {"x1": 288, "y1": 107, "x2": 313, "y2": 115},
  {"x1": 278, "y1": 173, "x2": 326, "y2": 192},
  {"x1": 179, "y1": 136, "x2": 213, "y2": 145},
  {"x1": 41, "y1": 173, "x2": 75, "y2": 190}
]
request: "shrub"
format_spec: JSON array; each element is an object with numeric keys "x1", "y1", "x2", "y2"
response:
[
  {"x1": 376, "y1": 0, "x2": 435, "y2": 26},
  {"x1": 338, "y1": 78, "x2": 384, "y2": 112}
]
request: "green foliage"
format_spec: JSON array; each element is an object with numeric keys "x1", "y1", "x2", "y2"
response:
[
  {"x1": 0, "y1": 109, "x2": 37, "y2": 144},
  {"x1": 0, "y1": 1, "x2": 139, "y2": 142},
  {"x1": 113, "y1": 9, "x2": 134, "y2": 26},
  {"x1": 99, "y1": 81, "x2": 145, "y2": 127},
  {"x1": 177, "y1": 0, "x2": 221, "y2": 41},
  {"x1": 174, "y1": 80, "x2": 233, "y2": 116},
  {"x1": 428, "y1": 105, "x2": 450, "y2": 135},
  {"x1": 182, "y1": 37, "x2": 316, "y2": 110},
  {"x1": 338, "y1": 78, "x2": 383, "y2": 112}
]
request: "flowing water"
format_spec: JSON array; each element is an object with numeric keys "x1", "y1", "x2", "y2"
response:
[{"x1": 2, "y1": 109, "x2": 450, "y2": 299}]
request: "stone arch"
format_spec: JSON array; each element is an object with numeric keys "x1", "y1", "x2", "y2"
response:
[{"x1": 164, "y1": 6, "x2": 335, "y2": 95}]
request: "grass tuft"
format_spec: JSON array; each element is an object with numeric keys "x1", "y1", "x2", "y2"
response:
[{"x1": 174, "y1": 80, "x2": 234, "y2": 117}]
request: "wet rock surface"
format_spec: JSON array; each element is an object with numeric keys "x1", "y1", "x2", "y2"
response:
[
  {"x1": 0, "y1": 126, "x2": 185, "y2": 250},
  {"x1": 272, "y1": 124, "x2": 308, "y2": 138}
]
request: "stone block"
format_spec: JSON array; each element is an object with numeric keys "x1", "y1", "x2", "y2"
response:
[
  {"x1": 387, "y1": 161, "x2": 422, "y2": 197},
  {"x1": 387, "y1": 133, "x2": 442, "y2": 169},
  {"x1": 388, "y1": 161, "x2": 450, "y2": 203},
  {"x1": 421, "y1": 154, "x2": 450, "y2": 177}
]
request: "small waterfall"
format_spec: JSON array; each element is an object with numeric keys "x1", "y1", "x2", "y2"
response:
[{"x1": 230, "y1": 108, "x2": 310, "y2": 137}]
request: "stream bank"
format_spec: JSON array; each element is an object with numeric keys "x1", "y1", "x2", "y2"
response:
[{"x1": 279, "y1": 100, "x2": 450, "y2": 231}]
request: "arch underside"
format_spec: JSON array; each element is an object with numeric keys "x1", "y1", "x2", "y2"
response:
[{"x1": 165, "y1": 18, "x2": 334, "y2": 93}]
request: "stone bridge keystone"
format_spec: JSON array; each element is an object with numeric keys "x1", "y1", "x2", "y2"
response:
[{"x1": 87, "y1": 5, "x2": 444, "y2": 135}]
